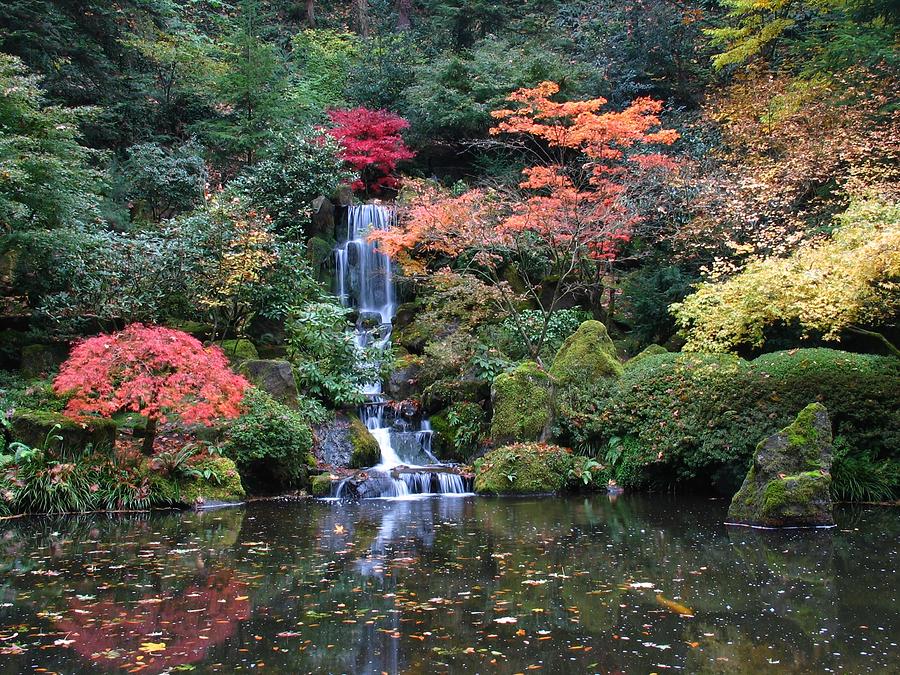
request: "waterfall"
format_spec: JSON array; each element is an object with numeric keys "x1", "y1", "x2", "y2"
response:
[{"x1": 331, "y1": 204, "x2": 472, "y2": 498}]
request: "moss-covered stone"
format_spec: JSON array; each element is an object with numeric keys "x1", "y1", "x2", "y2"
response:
[
  {"x1": 348, "y1": 416, "x2": 380, "y2": 468},
  {"x1": 213, "y1": 339, "x2": 258, "y2": 363},
  {"x1": 727, "y1": 403, "x2": 834, "y2": 527},
  {"x1": 490, "y1": 361, "x2": 553, "y2": 444},
  {"x1": 393, "y1": 319, "x2": 435, "y2": 355},
  {"x1": 474, "y1": 443, "x2": 573, "y2": 495},
  {"x1": 550, "y1": 320, "x2": 623, "y2": 386},
  {"x1": 625, "y1": 344, "x2": 669, "y2": 368},
  {"x1": 164, "y1": 320, "x2": 214, "y2": 340},
  {"x1": 11, "y1": 409, "x2": 117, "y2": 452},
  {"x1": 311, "y1": 473, "x2": 334, "y2": 497},
  {"x1": 177, "y1": 456, "x2": 246, "y2": 505}
]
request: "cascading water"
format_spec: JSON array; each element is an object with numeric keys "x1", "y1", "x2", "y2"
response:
[{"x1": 332, "y1": 204, "x2": 471, "y2": 498}]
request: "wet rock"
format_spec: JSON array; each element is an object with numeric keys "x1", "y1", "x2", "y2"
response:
[
  {"x1": 238, "y1": 359, "x2": 299, "y2": 408},
  {"x1": 310, "y1": 195, "x2": 335, "y2": 237},
  {"x1": 387, "y1": 355, "x2": 421, "y2": 401},
  {"x1": 727, "y1": 403, "x2": 834, "y2": 528},
  {"x1": 313, "y1": 413, "x2": 355, "y2": 468}
]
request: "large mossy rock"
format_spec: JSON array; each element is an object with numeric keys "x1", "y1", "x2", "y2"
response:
[
  {"x1": 624, "y1": 344, "x2": 668, "y2": 369},
  {"x1": 727, "y1": 403, "x2": 834, "y2": 527},
  {"x1": 176, "y1": 456, "x2": 246, "y2": 506},
  {"x1": 490, "y1": 361, "x2": 553, "y2": 444},
  {"x1": 474, "y1": 443, "x2": 573, "y2": 495},
  {"x1": 310, "y1": 473, "x2": 334, "y2": 496},
  {"x1": 348, "y1": 416, "x2": 381, "y2": 468},
  {"x1": 238, "y1": 359, "x2": 299, "y2": 408},
  {"x1": 11, "y1": 410, "x2": 117, "y2": 452},
  {"x1": 550, "y1": 320, "x2": 623, "y2": 386}
]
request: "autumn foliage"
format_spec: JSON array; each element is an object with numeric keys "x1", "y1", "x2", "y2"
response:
[
  {"x1": 327, "y1": 107, "x2": 415, "y2": 195},
  {"x1": 54, "y1": 324, "x2": 249, "y2": 453}
]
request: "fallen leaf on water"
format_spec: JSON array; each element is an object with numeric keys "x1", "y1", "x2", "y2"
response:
[
  {"x1": 494, "y1": 617, "x2": 517, "y2": 624},
  {"x1": 139, "y1": 642, "x2": 166, "y2": 653}
]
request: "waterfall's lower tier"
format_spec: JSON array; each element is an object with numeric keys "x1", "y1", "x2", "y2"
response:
[{"x1": 333, "y1": 468, "x2": 471, "y2": 499}]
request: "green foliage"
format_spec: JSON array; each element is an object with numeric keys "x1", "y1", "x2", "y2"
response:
[
  {"x1": 474, "y1": 442, "x2": 573, "y2": 495},
  {"x1": 559, "y1": 349, "x2": 900, "y2": 495},
  {"x1": 224, "y1": 387, "x2": 316, "y2": 492},
  {"x1": 288, "y1": 30, "x2": 358, "y2": 117},
  {"x1": 119, "y1": 141, "x2": 207, "y2": 222},
  {"x1": 491, "y1": 308, "x2": 592, "y2": 362},
  {"x1": 831, "y1": 436, "x2": 899, "y2": 502},
  {"x1": 403, "y1": 37, "x2": 574, "y2": 141},
  {"x1": 236, "y1": 128, "x2": 355, "y2": 235},
  {"x1": 444, "y1": 402, "x2": 487, "y2": 460},
  {"x1": 345, "y1": 33, "x2": 420, "y2": 111},
  {"x1": 621, "y1": 265, "x2": 694, "y2": 346},
  {"x1": 285, "y1": 302, "x2": 385, "y2": 407},
  {"x1": 0, "y1": 53, "x2": 106, "y2": 232}
]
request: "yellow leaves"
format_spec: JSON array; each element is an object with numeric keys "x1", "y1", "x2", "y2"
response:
[{"x1": 139, "y1": 642, "x2": 166, "y2": 653}]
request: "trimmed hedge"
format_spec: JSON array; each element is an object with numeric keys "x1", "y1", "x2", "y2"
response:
[{"x1": 559, "y1": 348, "x2": 900, "y2": 494}]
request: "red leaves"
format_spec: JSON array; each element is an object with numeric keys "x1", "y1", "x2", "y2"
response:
[
  {"x1": 53, "y1": 324, "x2": 249, "y2": 431},
  {"x1": 326, "y1": 107, "x2": 415, "y2": 195}
]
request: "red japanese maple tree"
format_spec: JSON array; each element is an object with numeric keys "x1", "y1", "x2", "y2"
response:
[
  {"x1": 327, "y1": 107, "x2": 415, "y2": 195},
  {"x1": 53, "y1": 324, "x2": 249, "y2": 454}
]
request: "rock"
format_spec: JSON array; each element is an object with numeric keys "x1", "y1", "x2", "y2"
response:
[
  {"x1": 213, "y1": 339, "x2": 258, "y2": 364},
  {"x1": 11, "y1": 410, "x2": 117, "y2": 452},
  {"x1": 313, "y1": 413, "x2": 380, "y2": 469},
  {"x1": 358, "y1": 311, "x2": 383, "y2": 329},
  {"x1": 474, "y1": 443, "x2": 573, "y2": 495},
  {"x1": 625, "y1": 344, "x2": 669, "y2": 369},
  {"x1": 310, "y1": 195, "x2": 335, "y2": 237},
  {"x1": 490, "y1": 361, "x2": 553, "y2": 444},
  {"x1": 20, "y1": 343, "x2": 68, "y2": 378},
  {"x1": 387, "y1": 354, "x2": 422, "y2": 401},
  {"x1": 176, "y1": 456, "x2": 246, "y2": 505},
  {"x1": 549, "y1": 320, "x2": 623, "y2": 386},
  {"x1": 238, "y1": 359, "x2": 299, "y2": 408},
  {"x1": 393, "y1": 302, "x2": 419, "y2": 329},
  {"x1": 349, "y1": 416, "x2": 381, "y2": 468},
  {"x1": 727, "y1": 403, "x2": 835, "y2": 527}
]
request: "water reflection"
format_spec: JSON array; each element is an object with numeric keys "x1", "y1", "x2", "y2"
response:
[{"x1": 0, "y1": 497, "x2": 896, "y2": 673}]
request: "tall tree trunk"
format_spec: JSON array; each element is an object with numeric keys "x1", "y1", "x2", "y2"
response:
[
  {"x1": 353, "y1": 0, "x2": 370, "y2": 37},
  {"x1": 396, "y1": 0, "x2": 411, "y2": 30},
  {"x1": 306, "y1": 0, "x2": 316, "y2": 27},
  {"x1": 142, "y1": 416, "x2": 157, "y2": 456}
]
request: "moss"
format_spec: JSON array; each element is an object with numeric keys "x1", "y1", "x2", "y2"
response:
[
  {"x1": 550, "y1": 320, "x2": 623, "y2": 386},
  {"x1": 164, "y1": 320, "x2": 214, "y2": 340},
  {"x1": 213, "y1": 339, "x2": 258, "y2": 363},
  {"x1": 625, "y1": 344, "x2": 668, "y2": 369},
  {"x1": 307, "y1": 236, "x2": 334, "y2": 267},
  {"x1": 177, "y1": 456, "x2": 246, "y2": 504},
  {"x1": 428, "y1": 410, "x2": 454, "y2": 458},
  {"x1": 11, "y1": 409, "x2": 117, "y2": 452},
  {"x1": 474, "y1": 443, "x2": 573, "y2": 495},
  {"x1": 490, "y1": 361, "x2": 553, "y2": 444},
  {"x1": 393, "y1": 320, "x2": 435, "y2": 354},
  {"x1": 348, "y1": 416, "x2": 380, "y2": 468},
  {"x1": 311, "y1": 473, "x2": 333, "y2": 496}
]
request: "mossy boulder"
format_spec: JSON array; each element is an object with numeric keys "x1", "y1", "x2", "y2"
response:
[
  {"x1": 20, "y1": 343, "x2": 68, "y2": 379},
  {"x1": 238, "y1": 359, "x2": 299, "y2": 408},
  {"x1": 490, "y1": 361, "x2": 553, "y2": 444},
  {"x1": 177, "y1": 456, "x2": 246, "y2": 505},
  {"x1": 550, "y1": 320, "x2": 623, "y2": 386},
  {"x1": 474, "y1": 443, "x2": 573, "y2": 495},
  {"x1": 213, "y1": 339, "x2": 258, "y2": 363},
  {"x1": 727, "y1": 403, "x2": 834, "y2": 527},
  {"x1": 11, "y1": 410, "x2": 117, "y2": 452},
  {"x1": 311, "y1": 473, "x2": 334, "y2": 497},
  {"x1": 348, "y1": 416, "x2": 381, "y2": 468},
  {"x1": 625, "y1": 344, "x2": 668, "y2": 368}
]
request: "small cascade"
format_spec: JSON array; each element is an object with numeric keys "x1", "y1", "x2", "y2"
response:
[{"x1": 330, "y1": 204, "x2": 472, "y2": 499}]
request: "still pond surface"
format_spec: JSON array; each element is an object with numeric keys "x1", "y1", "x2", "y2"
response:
[{"x1": 0, "y1": 495, "x2": 897, "y2": 674}]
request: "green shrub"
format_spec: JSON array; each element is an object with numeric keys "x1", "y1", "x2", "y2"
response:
[
  {"x1": 474, "y1": 443, "x2": 573, "y2": 495},
  {"x1": 831, "y1": 436, "x2": 899, "y2": 502},
  {"x1": 223, "y1": 388, "x2": 315, "y2": 492},
  {"x1": 559, "y1": 348, "x2": 900, "y2": 495}
]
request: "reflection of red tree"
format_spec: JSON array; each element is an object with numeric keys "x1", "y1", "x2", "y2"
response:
[{"x1": 54, "y1": 569, "x2": 250, "y2": 673}]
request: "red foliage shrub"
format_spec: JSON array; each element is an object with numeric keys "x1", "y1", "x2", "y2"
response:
[
  {"x1": 53, "y1": 324, "x2": 249, "y2": 453},
  {"x1": 327, "y1": 107, "x2": 415, "y2": 195}
]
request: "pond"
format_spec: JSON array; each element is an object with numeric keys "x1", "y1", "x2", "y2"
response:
[{"x1": 0, "y1": 495, "x2": 896, "y2": 674}]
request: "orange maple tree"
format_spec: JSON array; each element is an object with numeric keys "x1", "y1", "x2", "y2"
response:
[{"x1": 372, "y1": 81, "x2": 678, "y2": 358}]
